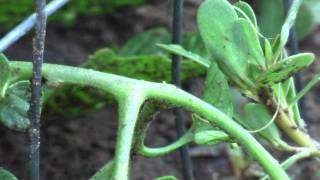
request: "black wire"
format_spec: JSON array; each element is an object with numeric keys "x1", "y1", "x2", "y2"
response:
[
  {"x1": 172, "y1": 0, "x2": 194, "y2": 179},
  {"x1": 30, "y1": 0, "x2": 47, "y2": 179},
  {"x1": 283, "y1": 0, "x2": 307, "y2": 121}
]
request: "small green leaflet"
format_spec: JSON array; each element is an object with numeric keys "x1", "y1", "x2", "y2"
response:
[
  {"x1": 90, "y1": 160, "x2": 114, "y2": 180},
  {"x1": 233, "y1": 1, "x2": 258, "y2": 28},
  {"x1": 198, "y1": 0, "x2": 264, "y2": 90},
  {"x1": 157, "y1": 44, "x2": 210, "y2": 68},
  {"x1": 0, "y1": 168, "x2": 18, "y2": 180},
  {"x1": 264, "y1": 38, "x2": 273, "y2": 67},
  {"x1": 276, "y1": 0, "x2": 304, "y2": 57},
  {"x1": 290, "y1": 73, "x2": 320, "y2": 106},
  {"x1": 203, "y1": 63, "x2": 233, "y2": 117},
  {"x1": 194, "y1": 130, "x2": 229, "y2": 145},
  {"x1": 198, "y1": 0, "x2": 248, "y2": 85},
  {"x1": 258, "y1": 53, "x2": 314, "y2": 86},
  {"x1": 243, "y1": 103, "x2": 283, "y2": 145},
  {"x1": 283, "y1": 79, "x2": 304, "y2": 128},
  {"x1": 194, "y1": 62, "x2": 233, "y2": 139},
  {"x1": 155, "y1": 176, "x2": 178, "y2": 180},
  {"x1": 0, "y1": 54, "x2": 10, "y2": 98},
  {"x1": 232, "y1": 18, "x2": 265, "y2": 69},
  {"x1": 0, "y1": 81, "x2": 30, "y2": 131}
]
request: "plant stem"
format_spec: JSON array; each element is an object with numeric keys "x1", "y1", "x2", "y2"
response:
[
  {"x1": 113, "y1": 93, "x2": 144, "y2": 180},
  {"x1": 9, "y1": 61, "x2": 289, "y2": 180},
  {"x1": 139, "y1": 130, "x2": 194, "y2": 157},
  {"x1": 261, "y1": 89, "x2": 318, "y2": 147}
]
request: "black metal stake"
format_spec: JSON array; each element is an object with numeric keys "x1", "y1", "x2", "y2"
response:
[
  {"x1": 29, "y1": 0, "x2": 47, "y2": 179},
  {"x1": 172, "y1": 0, "x2": 194, "y2": 179},
  {"x1": 283, "y1": 0, "x2": 307, "y2": 120}
]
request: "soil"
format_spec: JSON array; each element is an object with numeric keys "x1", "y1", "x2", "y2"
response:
[{"x1": 0, "y1": 0, "x2": 320, "y2": 180}]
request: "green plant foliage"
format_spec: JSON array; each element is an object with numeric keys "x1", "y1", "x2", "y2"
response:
[
  {"x1": 2, "y1": 0, "x2": 320, "y2": 179},
  {"x1": 194, "y1": 129, "x2": 229, "y2": 145},
  {"x1": 0, "y1": 54, "x2": 10, "y2": 98},
  {"x1": 202, "y1": 62, "x2": 233, "y2": 117},
  {"x1": 193, "y1": 61, "x2": 233, "y2": 141},
  {"x1": 242, "y1": 103, "x2": 282, "y2": 145},
  {"x1": 157, "y1": 44, "x2": 210, "y2": 68},
  {"x1": 234, "y1": 1, "x2": 258, "y2": 28},
  {"x1": 198, "y1": 0, "x2": 265, "y2": 91},
  {"x1": 154, "y1": 176, "x2": 178, "y2": 180},
  {"x1": 0, "y1": 0, "x2": 144, "y2": 29},
  {"x1": 257, "y1": 53, "x2": 315, "y2": 86},
  {"x1": 90, "y1": 161, "x2": 114, "y2": 180},
  {"x1": 0, "y1": 168, "x2": 17, "y2": 180},
  {"x1": 0, "y1": 81, "x2": 30, "y2": 131}
]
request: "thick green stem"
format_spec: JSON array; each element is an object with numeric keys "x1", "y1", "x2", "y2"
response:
[
  {"x1": 113, "y1": 93, "x2": 144, "y2": 180},
  {"x1": 144, "y1": 85, "x2": 289, "y2": 180},
  {"x1": 9, "y1": 61, "x2": 289, "y2": 180}
]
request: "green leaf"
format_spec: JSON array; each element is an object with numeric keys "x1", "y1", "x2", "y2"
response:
[
  {"x1": 243, "y1": 103, "x2": 282, "y2": 145},
  {"x1": 264, "y1": 38, "x2": 273, "y2": 67},
  {"x1": 289, "y1": 73, "x2": 320, "y2": 107},
  {"x1": 258, "y1": 53, "x2": 314, "y2": 86},
  {"x1": 118, "y1": 28, "x2": 170, "y2": 56},
  {"x1": 280, "y1": 0, "x2": 304, "y2": 45},
  {"x1": 0, "y1": 54, "x2": 10, "y2": 98},
  {"x1": 182, "y1": 31, "x2": 209, "y2": 58},
  {"x1": 233, "y1": 1, "x2": 258, "y2": 28},
  {"x1": 194, "y1": 130, "x2": 229, "y2": 145},
  {"x1": 232, "y1": 18, "x2": 265, "y2": 69},
  {"x1": 194, "y1": 62, "x2": 233, "y2": 135},
  {"x1": 90, "y1": 161, "x2": 114, "y2": 180},
  {"x1": 155, "y1": 176, "x2": 178, "y2": 180},
  {"x1": 203, "y1": 62, "x2": 233, "y2": 117},
  {"x1": 197, "y1": 0, "x2": 263, "y2": 90},
  {"x1": 157, "y1": 44, "x2": 210, "y2": 68},
  {"x1": 0, "y1": 81, "x2": 30, "y2": 131},
  {"x1": 0, "y1": 168, "x2": 18, "y2": 180}
]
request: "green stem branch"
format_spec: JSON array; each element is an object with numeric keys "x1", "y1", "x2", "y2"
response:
[
  {"x1": 9, "y1": 61, "x2": 289, "y2": 180},
  {"x1": 113, "y1": 93, "x2": 144, "y2": 180}
]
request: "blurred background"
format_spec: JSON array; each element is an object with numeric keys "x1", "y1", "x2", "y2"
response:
[{"x1": 0, "y1": 0, "x2": 320, "y2": 179}]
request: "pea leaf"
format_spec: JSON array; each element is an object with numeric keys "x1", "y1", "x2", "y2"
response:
[
  {"x1": 90, "y1": 161, "x2": 114, "y2": 180},
  {"x1": 194, "y1": 62, "x2": 232, "y2": 138},
  {"x1": 243, "y1": 103, "x2": 282, "y2": 145},
  {"x1": 194, "y1": 130, "x2": 229, "y2": 145},
  {"x1": 157, "y1": 44, "x2": 210, "y2": 68},
  {"x1": 232, "y1": 18, "x2": 266, "y2": 70},
  {"x1": 198, "y1": 0, "x2": 246, "y2": 81},
  {"x1": 198, "y1": 0, "x2": 264, "y2": 90},
  {"x1": 280, "y1": 0, "x2": 304, "y2": 44},
  {"x1": 258, "y1": 53, "x2": 314, "y2": 86},
  {"x1": 155, "y1": 176, "x2": 178, "y2": 180},
  {"x1": 0, "y1": 54, "x2": 10, "y2": 98},
  {"x1": 233, "y1": 1, "x2": 258, "y2": 28},
  {"x1": 0, "y1": 81, "x2": 30, "y2": 131},
  {"x1": 203, "y1": 63, "x2": 233, "y2": 117},
  {"x1": 264, "y1": 38, "x2": 273, "y2": 67},
  {"x1": 0, "y1": 168, "x2": 18, "y2": 180}
]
